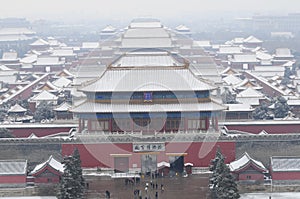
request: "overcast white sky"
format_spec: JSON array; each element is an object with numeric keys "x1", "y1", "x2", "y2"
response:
[{"x1": 1, "y1": 0, "x2": 300, "y2": 22}]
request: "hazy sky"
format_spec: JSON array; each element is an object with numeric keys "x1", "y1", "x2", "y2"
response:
[{"x1": 1, "y1": 0, "x2": 300, "y2": 22}]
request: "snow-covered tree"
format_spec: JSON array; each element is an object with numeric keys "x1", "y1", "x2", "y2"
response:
[
  {"x1": 209, "y1": 148, "x2": 240, "y2": 199},
  {"x1": 58, "y1": 148, "x2": 85, "y2": 199},
  {"x1": 221, "y1": 88, "x2": 237, "y2": 104},
  {"x1": 274, "y1": 96, "x2": 290, "y2": 118},
  {"x1": 72, "y1": 148, "x2": 85, "y2": 198},
  {"x1": 252, "y1": 102, "x2": 270, "y2": 120},
  {"x1": 0, "y1": 128, "x2": 14, "y2": 138},
  {"x1": 33, "y1": 101, "x2": 54, "y2": 122}
]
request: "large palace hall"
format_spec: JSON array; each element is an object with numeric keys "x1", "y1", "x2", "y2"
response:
[{"x1": 65, "y1": 18, "x2": 235, "y2": 174}]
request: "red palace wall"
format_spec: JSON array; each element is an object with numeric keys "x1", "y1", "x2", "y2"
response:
[
  {"x1": 62, "y1": 141, "x2": 236, "y2": 168},
  {"x1": 4, "y1": 125, "x2": 76, "y2": 138},
  {"x1": 0, "y1": 175, "x2": 26, "y2": 184},
  {"x1": 238, "y1": 173, "x2": 264, "y2": 181},
  {"x1": 272, "y1": 171, "x2": 300, "y2": 181},
  {"x1": 225, "y1": 124, "x2": 300, "y2": 134}
]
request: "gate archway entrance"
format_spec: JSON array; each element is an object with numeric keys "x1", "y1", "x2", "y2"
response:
[
  {"x1": 141, "y1": 154, "x2": 157, "y2": 175},
  {"x1": 168, "y1": 153, "x2": 186, "y2": 175}
]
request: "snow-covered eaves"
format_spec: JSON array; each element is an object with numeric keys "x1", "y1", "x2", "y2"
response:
[
  {"x1": 71, "y1": 101, "x2": 227, "y2": 113},
  {"x1": 30, "y1": 155, "x2": 64, "y2": 175},
  {"x1": 229, "y1": 152, "x2": 267, "y2": 172},
  {"x1": 79, "y1": 68, "x2": 216, "y2": 93}
]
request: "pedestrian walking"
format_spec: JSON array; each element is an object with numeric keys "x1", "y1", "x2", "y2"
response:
[
  {"x1": 105, "y1": 190, "x2": 110, "y2": 198},
  {"x1": 155, "y1": 191, "x2": 158, "y2": 199}
]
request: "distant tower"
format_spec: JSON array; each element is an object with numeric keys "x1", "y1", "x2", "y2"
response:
[{"x1": 100, "y1": 25, "x2": 117, "y2": 40}]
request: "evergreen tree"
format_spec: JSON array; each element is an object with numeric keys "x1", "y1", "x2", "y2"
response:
[
  {"x1": 281, "y1": 67, "x2": 292, "y2": 85},
  {"x1": 72, "y1": 148, "x2": 85, "y2": 198},
  {"x1": 221, "y1": 88, "x2": 237, "y2": 104},
  {"x1": 33, "y1": 101, "x2": 54, "y2": 122},
  {"x1": 58, "y1": 148, "x2": 85, "y2": 199},
  {"x1": 274, "y1": 96, "x2": 290, "y2": 118},
  {"x1": 209, "y1": 148, "x2": 240, "y2": 199},
  {"x1": 0, "y1": 128, "x2": 14, "y2": 138},
  {"x1": 216, "y1": 163, "x2": 240, "y2": 199},
  {"x1": 252, "y1": 102, "x2": 270, "y2": 120}
]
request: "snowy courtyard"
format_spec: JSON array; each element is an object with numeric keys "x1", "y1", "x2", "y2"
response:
[{"x1": 241, "y1": 192, "x2": 300, "y2": 199}]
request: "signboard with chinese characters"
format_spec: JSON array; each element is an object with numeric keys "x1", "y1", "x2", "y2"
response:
[
  {"x1": 133, "y1": 142, "x2": 165, "y2": 152},
  {"x1": 144, "y1": 92, "x2": 153, "y2": 102}
]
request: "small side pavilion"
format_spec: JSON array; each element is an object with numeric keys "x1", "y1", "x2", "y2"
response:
[{"x1": 229, "y1": 152, "x2": 267, "y2": 182}]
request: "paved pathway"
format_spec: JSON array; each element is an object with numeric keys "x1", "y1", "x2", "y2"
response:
[{"x1": 85, "y1": 174, "x2": 210, "y2": 199}]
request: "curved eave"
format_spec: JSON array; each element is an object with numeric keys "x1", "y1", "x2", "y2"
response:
[
  {"x1": 70, "y1": 101, "x2": 227, "y2": 113},
  {"x1": 231, "y1": 160, "x2": 267, "y2": 174}
]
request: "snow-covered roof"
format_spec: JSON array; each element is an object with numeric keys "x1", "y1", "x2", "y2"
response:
[
  {"x1": 229, "y1": 152, "x2": 266, "y2": 172},
  {"x1": 56, "y1": 69, "x2": 74, "y2": 77},
  {"x1": 101, "y1": 25, "x2": 116, "y2": 32},
  {"x1": 47, "y1": 38, "x2": 61, "y2": 47},
  {"x1": 157, "y1": 161, "x2": 170, "y2": 168},
  {"x1": 258, "y1": 130, "x2": 268, "y2": 135},
  {"x1": 27, "y1": 133, "x2": 39, "y2": 139},
  {"x1": 71, "y1": 101, "x2": 226, "y2": 113},
  {"x1": 226, "y1": 104, "x2": 253, "y2": 112},
  {"x1": 223, "y1": 74, "x2": 243, "y2": 85},
  {"x1": 0, "y1": 159, "x2": 27, "y2": 175},
  {"x1": 30, "y1": 90, "x2": 58, "y2": 101},
  {"x1": 20, "y1": 54, "x2": 37, "y2": 64},
  {"x1": 220, "y1": 67, "x2": 239, "y2": 76},
  {"x1": 8, "y1": 104, "x2": 27, "y2": 113},
  {"x1": 121, "y1": 37, "x2": 172, "y2": 48},
  {"x1": 2, "y1": 52, "x2": 18, "y2": 61},
  {"x1": 254, "y1": 66, "x2": 285, "y2": 72},
  {"x1": 234, "y1": 79, "x2": 262, "y2": 90},
  {"x1": 232, "y1": 37, "x2": 244, "y2": 44},
  {"x1": 129, "y1": 19, "x2": 162, "y2": 28},
  {"x1": 236, "y1": 97, "x2": 260, "y2": 107},
  {"x1": 111, "y1": 52, "x2": 184, "y2": 67},
  {"x1": 35, "y1": 57, "x2": 63, "y2": 66},
  {"x1": 193, "y1": 40, "x2": 211, "y2": 48},
  {"x1": 231, "y1": 54, "x2": 258, "y2": 63},
  {"x1": 256, "y1": 51, "x2": 273, "y2": 60},
  {"x1": 184, "y1": 162, "x2": 194, "y2": 167},
  {"x1": 243, "y1": 36, "x2": 263, "y2": 43},
  {"x1": 30, "y1": 38, "x2": 49, "y2": 46},
  {"x1": 237, "y1": 87, "x2": 265, "y2": 98},
  {"x1": 283, "y1": 60, "x2": 295, "y2": 67},
  {"x1": 0, "y1": 65, "x2": 12, "y2": 71},
  {"x1": 271, "y1": 156, "x2": 300, "y2": 172},
  {"x1": 51, "y1": 49, "x2": 76, "y2": 57},
  {"x1": 30, "y1": 155, "x2": 64, "y2": 175},
  {"x1": 79, "y1": 68, "x2": 216, "y2": 93},
  {"x1": 287, "y1": 99, "x2": 300, "y2": 106},
  {"x1": 124, "y1": 28, "x2": 169, "y2": 38},
  {"x1": 52, "y1": 76, "x2": 72, "y2": 88},
  {"x1": 36, "y1": 81, "x2": 60, "y2": 92},
  {"x1": 218, "y1": 46, "x2": 242, "y2": 54},
  {"x1": 81, "y1": 42, "x2": 100, "y2": 49},
  {"x1": 275, "y1": 48, "x2": 294, "y2": 58},
  {"x1": 175, "y1": 24, "x2": 190, "y2": 31},
  {"x1": 54, "y1": 102, "x2": 71, "y2": 112}
]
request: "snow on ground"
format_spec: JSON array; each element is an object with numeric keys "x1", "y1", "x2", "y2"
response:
[{"x1": 241, "y1": 192, "x2": 300, "y2": 199}]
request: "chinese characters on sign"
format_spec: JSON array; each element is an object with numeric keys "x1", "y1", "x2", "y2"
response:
[
  {"x1": 144, "y1": 92, "x2": 153, "y2": 102},
  {"x1": 133, "y1": 143, "x2": 165, "y2": 152}
]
